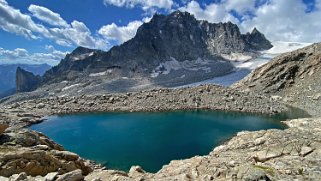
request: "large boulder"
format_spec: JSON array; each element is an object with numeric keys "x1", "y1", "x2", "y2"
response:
[{"x1": 0, "y1": 123, "x2": 9, "y2": 135}]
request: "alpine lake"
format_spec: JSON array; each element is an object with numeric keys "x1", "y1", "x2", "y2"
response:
[{"x1": 30, "y1": 108, "x2": 308, "y2": 173}]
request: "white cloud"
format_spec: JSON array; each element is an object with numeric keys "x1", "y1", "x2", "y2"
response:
[
  {"x1": 98, "y1": 17, "x2": 151, "y2": 44},
  {"x1": 98, "y1": 21, "x2": 143, "y2": 43},
  {"x1": 241, "y1": 0, "x2": 321, "y2": 43},
  {"x1": 28, "y1": 4, "x2": 69, "y2": 28},
  {"x1": 0, "y1": 0, "x2": 107, "y2": 49},
  {"x1": 179, "y1": 1, "x2": 239, "y2": 24},
  {"x1": 48, "y1": 20, "x2": 108, "y2": 49},
  {"x1": 0, "y1": 48, "x2": 28, "y2": 59},
  {"x1": 223, "y1": 0, "x2": 256, "y2": 14},
  {"x1": 103, "y1": 0, "x2": 174, "y2": 10},
  {"x1": 180, "y1": 0, "x2": 321, "y2": 43},
  {"x1": 0, "y1": 0, "x2": 49, "y2": 39},
  {"x1": 0, "y1": 46, "x2": 68, "y2": 65}
]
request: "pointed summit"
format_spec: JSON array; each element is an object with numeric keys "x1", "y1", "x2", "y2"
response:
[
  {"x1": 170, "y1": 10, "x2": 193, "y2": 18},
  {"x1": 71, "y1": 46, "x2": 96, "y2": 55},
  {"x1": 244, "y1": 27, "x2": 273, "y2": 50},
  {"x1": 252, "y1": 27, "x2": 259, "y2": 34}
]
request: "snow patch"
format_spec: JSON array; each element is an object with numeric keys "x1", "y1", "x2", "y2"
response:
[
  {"x1": 89, "y1": 69, "x2": 113, "y2": 77},
  {"x1": 71, "y1": 51, "x2": 95, "y2": 61},
  {"x1": 90, "y1": 72, "x2": 107, "y2": 77},
  {"x1": 151, "y1": 58, "x2": 212, "y2": 78},
  {"x1": 221, "y1": 53, "x2": 252, "y2": 62},
  {"x1": 233, "y1": 58, "x2": 269, "y2": 70},
  {"x1": 62, "y1": 84, "x2": 80, "y2": 91},
  {"x1": 264, "y1": 41, "x2": 312, "y2": 55}
]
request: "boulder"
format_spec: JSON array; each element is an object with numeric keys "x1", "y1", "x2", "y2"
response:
[
  {"x1": 56, "y1": 169, "x2": 83, "y2": 181},
  {"x1": 0, "y1": 123, "x2": 9, "y2": 134},
  {"x1": 52, "y1": 150, "x2": 79, "y2": 161},
  {"x1": 9, "y1": 172, "x2": 27, "y2": 181},
  {"x1": 44, "y1": 172, "x2": 59, "y2": 181}
]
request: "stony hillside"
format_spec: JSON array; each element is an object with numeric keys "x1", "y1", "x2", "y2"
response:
[{"x1": 233, "y1": 42, "x2": 321, "y2": 116}]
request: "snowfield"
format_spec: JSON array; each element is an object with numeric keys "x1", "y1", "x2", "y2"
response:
[
  {"x1": 221, "y1": 53, "x2": 252, "y2": 62},
  {"x1": 151, "y1": 58, "x2": 212, "y2": 78},
  {"x1": 71, "y1": 51, "x2": 95, "y2": 61},
  {"x1": 263, "y1": 41, "x2": 312, "y2": 55},
  {"x1": 177, "y1": 41, "x2": 312, "y2": 88},
  {"x1": 62, "y1": 84, "x2": 81, "y2": 91},
  {"x1": 89, "y1": 69, "x2": 113, "y2": 77}
]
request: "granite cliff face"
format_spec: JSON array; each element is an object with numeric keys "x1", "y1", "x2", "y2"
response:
[
  {"x1": 16, "y1": 11, "x2": 272, "y2": 94},
  {"x1": 16, "y1": 67, "x2": 41, "y2": 93}
]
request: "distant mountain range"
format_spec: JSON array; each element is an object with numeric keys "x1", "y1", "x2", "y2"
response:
[
  {"x1": 0, "y1": 64, "x2": 51, "y2": 98},
  {"x1": 15, "y1": 11, "x2": 272, "y2": 97}
]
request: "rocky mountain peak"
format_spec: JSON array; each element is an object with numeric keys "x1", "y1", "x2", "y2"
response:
[
  {"x1": 251, "y1": 27, "x2": 259, "y2": 34},
  {"x1": 17, "y1": 11, "x2": 273, "y2": 93},
  {"x1": 71, "y1": 46, "x2": 95, "y2": 56},
  {"x1": 169, "y1": 10, "x2": 195, "y2": 20},
  {"x1": 243, "y1": 27, "x2": 273, "y2": 51}
]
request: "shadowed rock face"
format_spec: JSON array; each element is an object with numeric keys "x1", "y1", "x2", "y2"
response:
[
  {"x1": 24, "y1": 11, "x2": 272, "y2": 91},
  {"x1": 0, "y1": 64, "x2": 51, "y2": 93},
  {"x1": 16, "y1": 67, "x2": 41, "y2": 93},
  {"x1": 243, "y1": 28, "x2": 273, "y2": 51}
]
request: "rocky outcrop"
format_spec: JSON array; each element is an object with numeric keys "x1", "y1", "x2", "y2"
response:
[
  {"x1": 233, "y1": 42, "x2": 321, "y2": 116},
  {"x1": 0, "y1": 130, "x2": 93, "y2": 177},
  {"x1": 16, "y1": 67, "x2": 41, "y2": 93}
]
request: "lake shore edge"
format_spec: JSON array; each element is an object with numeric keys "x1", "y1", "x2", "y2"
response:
[{"x1": 0, "y1": 84, "x2": 319, "y2": 180}]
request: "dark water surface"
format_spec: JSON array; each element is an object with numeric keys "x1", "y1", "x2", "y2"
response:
[{"x1": 30, "y1": 109, "x2": 307, "y2": 172}]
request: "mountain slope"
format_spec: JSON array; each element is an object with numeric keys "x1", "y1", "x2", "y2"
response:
[
  {"x1": 233, "y1": 42, "x2": 321, "y2": 116},
  {"x1": 14, "y1": 11, "x2": 272, "y2": 98},
  {"x1": 39, "y1": 11, "x2": 271, "y2": 85}
]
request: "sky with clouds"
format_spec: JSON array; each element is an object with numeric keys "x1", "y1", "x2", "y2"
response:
[{"x1": 0, "y1": 0, "x2": 320, "y2": 65}]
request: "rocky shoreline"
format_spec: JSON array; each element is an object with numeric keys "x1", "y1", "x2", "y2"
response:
[
  {"x1": 1, "y1": 85, "x2": 286, "y2": 130},
  {"x1": 0, "y1": 84, "x2": 319, "y2": 180}
]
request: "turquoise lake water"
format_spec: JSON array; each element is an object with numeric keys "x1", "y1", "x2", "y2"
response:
[{"x1": 30, "y1": 109, "x2": 307, "y2": 172}]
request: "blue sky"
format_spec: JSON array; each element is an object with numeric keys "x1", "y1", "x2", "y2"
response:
[{"x1": 0, "y1": 0, "x2": 320, "y2": 65}]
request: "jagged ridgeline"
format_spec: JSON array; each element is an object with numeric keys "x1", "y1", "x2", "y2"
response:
[{"x1": 16, "y1": 11, "x2": 272, "y2": 93}]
